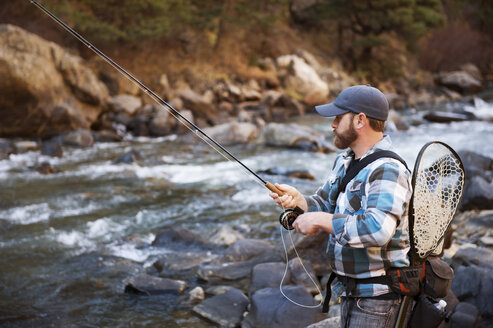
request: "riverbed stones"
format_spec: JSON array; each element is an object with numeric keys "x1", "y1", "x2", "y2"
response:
[
  {"x1": 124, "y1": 274, "x2": 187, "y2": 295},
  {"x1": 248, "y1": 262, "x2": 289, "y2": 297},
  {"x1": 459, "y1": 176, "x2": 493, "y2": 210},
  {"x1": 108, "y1": 94, "x2": 142, "y2": 116},
  {"x1": 210, "y1": 225, "x2": 245, "y2": 246},
  {"x1": 151, "y1": 227, "x2": 213, "y2": 251},
  {"x1": 192, "y1": 288, "x2": 249, "y2": 328},
  {"x1": 242, "y1": 286, "x2": 326, "y2": 328},
  {"x1": 200, "y1": 122, "x2": 259, "y2": 146},
  {"x1": 62, "y1": 129, "x2": 94, "y2": 148},
  {"x1": 153, "y1": 252, "x2": 218, "y2": 273}
]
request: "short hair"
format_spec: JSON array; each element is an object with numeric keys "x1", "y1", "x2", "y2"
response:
[{"x1": 368, "y1": 117, "x2": 385, "y2": 132}]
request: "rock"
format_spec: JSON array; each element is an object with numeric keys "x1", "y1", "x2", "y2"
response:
[
  {"x1": 210, "y1": 225, "x2": 245, "y2": 246},
  {"x1": 423, "y1": 111, "x2": 474, "y2": 123},
  {"x1": 177, "y1": 88, "x2": 217, "y2": 121},
  {"x1": 193, "y1": 288, "x2": 249, "y2": 328},
  {"x1": 188, "y1": 286, "x2": 205, "y2": 303},
  {"x1": 451, "y1": 246, "x2": 493, "y2": 269},
  {"x1": 435, "y1": 71, "x2": 483, "y2": 94},
  {"x1": 205, "y1": 285, "x2": 236, "y2": 296},
  {"x1": 151, "y1": 228, "x2": 212, "y2": 251},
  {"x1": 257, "y1": 167, "x2": 316, "y2": 180},
  {"x1": 249, "y1": 262, "x2": 289, "y2": 297},
  {"x1": 259, "y1": 123, "x2": 334, "y2": 153},
  {"x1": 459, "y1": 176, "x2": 493, "y2": 210},
  {"x1": 242, "y1": 286, "x2": 326, "y2": 328},
  {"x1": 32, "y1": 162, "x2": 62, "y2": 175},
  {"x1": 14, "y1": 141, "x2": 38, "y2": 153},
  {"x1": 197, "y1": 252, "x2": 284, "y2": 281},
  {"x1": 124, "y1": 274, "x2": 187, "y2": 295},
  {"x1": 91, "y1": 130, "x2": 123, "y2": 142},
  {"x1": 112, "y1": 150, "x2": 143, "y2": 164},
  {"x1": 282, "y1": 231, "x2": 331, "y2": 276},
  {"x1": 387, "y1": 109, "x2": 409, "y2": 131},
  {"x1": 306, "y1": 317, "x2": 341, "y2": 328},
  {"x1": 451, "y1": 264, "x2": 493, "y2": 317},
  {"x1": 199, "y1": 122, "x2": 259, "y2": 146},
  {"x1": 222, "y1": 239, "x2": 280, "y2": 263},
  {"x1": 41, "y1": 138, "x2": 63, "y2": 158},
  {"x1": 276, "y1": 54, "x2": 329, "y2": 106},
  {"x1": 0, "y1": 25, "x2": 107, "y2": 137},
  {"x1": 456, "y1": 150, "x2": 493, "y2": 180},
  {"x1": 459, "y1": 63, "x2": 482, "y2": 82},
  {"x1": 149, "y1": 108, "x2": 174, "y2": 136},
  {"x1": 62, "y1": 129, "x2": 94, "y2": 148},
  {"x1": 289, "y1": 0, "x2": 320, "y2": 23},
  {"x1": 0, "y1": 138, "x2": 15, "y2": 159},
  {"x1": 108, "y1": 94, "x2": 142, "y2": 116},
  {"x1": 288, "y1": 258, "x2": 321, "y2": 295},
  {"x1": 153, "y1": 252, "x2": 217, "y2": 273}
]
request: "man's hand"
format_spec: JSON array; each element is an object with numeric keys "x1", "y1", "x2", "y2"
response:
[
  {"x1": 292, "y1": 212, "x2": 334, "y2": 236},
  {"x1": 269, "y1": 183, "x2": 308, "y2": 212}
]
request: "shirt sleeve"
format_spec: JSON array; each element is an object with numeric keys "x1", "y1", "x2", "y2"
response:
[{"x1": 331, "y1": 160, "x2": 412, "y2": 248}]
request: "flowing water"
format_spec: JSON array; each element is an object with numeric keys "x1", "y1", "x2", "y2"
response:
[{"x1": 1, "y1": 99, "x2": 492, "y2": 327}]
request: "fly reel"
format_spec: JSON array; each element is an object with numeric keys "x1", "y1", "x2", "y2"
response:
[{"x1": 279, "y1": 206, "x2": 304, "y2": 230}]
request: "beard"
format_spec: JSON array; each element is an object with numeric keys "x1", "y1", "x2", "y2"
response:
[{"x1": 333, "y1": 123, "x2": 358, "y2": 149}]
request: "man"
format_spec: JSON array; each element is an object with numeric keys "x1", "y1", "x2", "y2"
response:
[{"x1": 270, "y1": 85, "x2": 413, "y2": 327}]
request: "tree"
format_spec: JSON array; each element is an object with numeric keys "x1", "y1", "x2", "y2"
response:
[{"x1": 299, "y1": 0, "x2": 446, "y2": 78}]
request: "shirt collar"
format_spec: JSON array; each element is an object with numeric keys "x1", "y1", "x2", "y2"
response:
[{"x1": 342, "y1": 135, "x2": 392, "y2": 160}]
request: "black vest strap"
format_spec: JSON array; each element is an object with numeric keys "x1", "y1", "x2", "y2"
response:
[{"x1": 337, "y1": 150, "x2": 409, "y2": 195}]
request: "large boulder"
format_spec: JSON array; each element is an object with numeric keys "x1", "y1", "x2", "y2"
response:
[
  {"x1": 193, "y1": 288, "x2": 249, "y2": 327},
  {"x1": 0, "y1": 24, "x2": 108, "y2": 137},
  {"x1": 276, "y1": 54, "x2": 329, "y2": 106},
  {"x1": 435, "y1": 70, "x2": 483, "y2": 94}
]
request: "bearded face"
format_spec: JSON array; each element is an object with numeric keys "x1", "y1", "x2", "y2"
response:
[{"x1": 333, "y1": 113, "x2": 358, "y2": 149}]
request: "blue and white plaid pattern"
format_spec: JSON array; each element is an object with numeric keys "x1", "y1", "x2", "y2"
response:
[{"x1": 307, "y1": 135, "x2": 412, "y2": 297}]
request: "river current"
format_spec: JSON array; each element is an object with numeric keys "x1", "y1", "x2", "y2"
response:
[{"x1": 1, "y1": 99, "x2": 492, "y2": 327}]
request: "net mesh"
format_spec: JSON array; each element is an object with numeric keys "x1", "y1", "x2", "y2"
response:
[{"x1": 412, "y1": 143, "x2": 464, "y2": 259}]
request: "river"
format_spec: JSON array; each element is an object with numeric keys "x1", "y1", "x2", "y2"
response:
[{"x1": 1, "y1": 99, "x2": 492, "y2": 327}]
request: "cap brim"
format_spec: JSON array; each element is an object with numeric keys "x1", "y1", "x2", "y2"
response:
[{"x1": 314, "y1": 103, "x2": 350, "y2": 117}]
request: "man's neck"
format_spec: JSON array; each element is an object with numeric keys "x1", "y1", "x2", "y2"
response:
[{"x1": 351, "y1": 133, "x2": 384, "y2": 159}]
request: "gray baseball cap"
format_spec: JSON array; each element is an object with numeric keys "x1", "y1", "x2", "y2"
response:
[{"x1": 315, "y1": 85, "x2": 389, "y2": 121}]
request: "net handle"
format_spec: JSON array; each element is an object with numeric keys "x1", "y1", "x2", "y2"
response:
[{"x1": 408, "y1": 141, "x2": 466, "y2": 264}]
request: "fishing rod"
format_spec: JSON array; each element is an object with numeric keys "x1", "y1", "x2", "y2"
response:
[{"x1": 28, "y1": 0, "x2": 286, "y2": 197}]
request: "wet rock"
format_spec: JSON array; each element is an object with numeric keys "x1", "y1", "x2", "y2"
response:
[
  {"x1": 282, "y1": 231, "x2": 331, "y2": 276},
  {"x1": 257, "y1": 167, "x2": 316, "y2": 180},
  {"x1": 149, "y1": 108, "x2": 175, "y2": 136},
  {"x1": 259, "y1": 123, "x2": 334, "y2": 153},
  {"x1": 41, "y1": 138, "x2": 63, "y2": 157},
  {"x1": 423, "y1": 111, "x2": 474, "y2": 123},
  {"x1": 124, "y1": 274, "x2": 187, "y2": 295},
  {"x1": 387, "y1": 109, "x2": 409, "y2": 131},
  {"x1": 459, "y1": 176, "x2": 493, "y2": 210},
  {"x1": 32, "y1": 162, "x2": 62, "y2": 175},
  {"x1": 222, "y1": 239, "x2": 280, "y2": 263},
  {"x1": 153, "y1": 252, "x2": 218, "y2": 273},
  {"x1": 451, "y1": 246, "x2": 493, "y2": 269},
  {"x1": 197, "y1": 252, "x2": 284, "y2": 281},
  {"x1": 112, "y1": 150, "x2": 143, "y2": 164},
  {"x1": 205, "y1": 285, "x2": 236, "y2": 296},
  {"x1": 193, "y1": 288, "x2": 249, "y2": 327},
  {"x1": 288, "y1": 258, "x2": 321, "y2": 295},
  {"x1": 127, "y1": 115, "x2": 150, "y2": 137},
  {"x1": 249, "y1": 262, "x2": 289, "y2": 296},
  {"x1": 108, "y1": 94, "x2": 142, "y2": 116},
  {"x1": 151, "y1": 228, "x2": 212, "y2": 251},
  {"x1": 0, "y1": 138, "x2": 15, "y2": 159},
  {"x1": 210, "y1": 225, "x2": 245, "y2": 246},
  {"x1": 457, "y1": 150, "x2": 493, "y2": 181},
  {"x1": 188, "y1": 286, "x2": 205, "y2": 303},
  {"x1": 242, "y1": 286, "x2": 326, "y2": 328},
  {"x1": 62, "y1": 129, "x2": 94, "y2": 148},
  {"x1": 451, "y1": 264, "x2": 493, "y2": 317}
]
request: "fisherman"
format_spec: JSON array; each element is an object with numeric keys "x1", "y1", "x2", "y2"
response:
[{"x1": 270, "y1": 85, "x2": 414, "y2": 327}]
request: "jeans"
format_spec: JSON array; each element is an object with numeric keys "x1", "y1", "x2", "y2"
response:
[{"x1": 340, "y1": 296, "x2": 413, "y2": 328}]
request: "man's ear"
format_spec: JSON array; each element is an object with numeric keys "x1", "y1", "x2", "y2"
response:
[{"x1": 355, "y1": 113, "x2": 366, "y2": 129}]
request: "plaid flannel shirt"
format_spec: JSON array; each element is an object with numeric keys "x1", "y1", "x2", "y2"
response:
[{"x1": 306, "y1": 135, "x2": 412, "y2": 297}]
